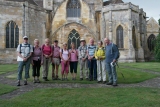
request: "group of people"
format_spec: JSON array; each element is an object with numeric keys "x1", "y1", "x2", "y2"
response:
[{"x1": 16, "y1": 36, "x2": 119, "y2": 87}]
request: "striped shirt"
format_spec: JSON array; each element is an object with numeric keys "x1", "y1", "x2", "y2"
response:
[{"x1": 87, "y1": 45, "x2": 96, "y2": 57}]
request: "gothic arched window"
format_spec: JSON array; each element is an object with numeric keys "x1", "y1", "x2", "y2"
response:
[
  {"x1": 147, "y1": 34, "x2": 156, "y2": 51},
  {"x1": 132, "y1": 26, "x2": 136, "y2": 49},
  {"x1": 116, "y1": 25, "x2": 123, "y2": 48},
  {"x1": 67, "y1": 0, "x2": 81, "y2": 18},
  {"x1": 6, "y1": 21, "x2": 19, "y2": 48},
  {"x1": 68, "y1": 29, "x2": 80, "y2": 49}
]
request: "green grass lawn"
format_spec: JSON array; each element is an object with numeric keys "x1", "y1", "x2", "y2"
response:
[
  {"x1": 120, "y1": 62, "x2": 160, "y2": 72},
  {"x1": 6, "y1": 64, "x2": 158, "y2": 84},
  {"x1": 0, "y1": 87, "x2": 159, "y2": 107},
  {"x1": 0, "y1": 64, "x2": 17, "y2": 74},
  {"x1": 0, "y1": 84, "x2": 17, "y2": 95}
]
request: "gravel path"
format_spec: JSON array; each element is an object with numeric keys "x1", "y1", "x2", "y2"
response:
[{"x1": 0, "y1": 68, "x2": 160, "y2": 100}]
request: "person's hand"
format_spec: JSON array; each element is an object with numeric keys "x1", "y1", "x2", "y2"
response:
[
  {"x1": 31, "y1": 61, "x2": 34, "y2": 66},
  {"x1": 82, "y1": 58, "x2": 85, "y2": 61},
  {"x1": 41, "y1": 62, "x2": 43, "y2": 65},
  {"x1": 113, "y1": 59, "x2": 116, "y2": 63},
  {"x1": 23, "y1": 58, "x2": 27, "y2": 62},
  {"x1": 52, "y1": 59, "x2": 54, "y2": 64}
]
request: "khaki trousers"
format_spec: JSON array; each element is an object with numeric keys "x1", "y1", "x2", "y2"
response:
[
  {"x1": 97, "y1": 59, "x2": 106, "y2": 81},
  {"x1": 79, "y1": 59, "x2": 88, "y2": 79},
  {"x1": 42, "y1": 57, "x2": 51, "y2": 78}
]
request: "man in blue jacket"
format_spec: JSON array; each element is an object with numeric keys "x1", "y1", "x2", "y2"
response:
[{"x1": 104, "y1": 38, "x2": 119, "y2": 86}]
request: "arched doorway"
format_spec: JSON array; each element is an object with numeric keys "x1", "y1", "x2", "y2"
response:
[
  {"x1": 147, "y1": 34, "x2": 156, "y2": 51},
  {"x1": 68, "y1": 29, "x2": 80, "y2": 49}
]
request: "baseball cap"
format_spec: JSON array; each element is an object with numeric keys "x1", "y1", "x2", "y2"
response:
[{"x1": 23, "y1": 36, "x2": 28, "y2": 39}]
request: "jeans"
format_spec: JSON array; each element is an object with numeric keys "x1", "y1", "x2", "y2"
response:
[
  {"x1": 106, "y1": 62, "x2": 117, "y2": 83},
  {"x1": 17, "y1": 58, "x2": 31, "y2": 80},
  {"x1": 42, "y1": 57, "x2": 51, "y2": 78},
  {"x1": 70, "y1": 61, "x2": 78, "y2": 73},
  {"x1": 88, "y1": 59, "x2": 97, "y2": 80}
]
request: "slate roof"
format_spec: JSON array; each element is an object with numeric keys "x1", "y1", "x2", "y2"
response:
[
  {"x1": 6, "y1": 0, "x2": 38, "y2": 6},
  {"x1": 103, "y1": 0, "x2": 124, "y2": 6}
]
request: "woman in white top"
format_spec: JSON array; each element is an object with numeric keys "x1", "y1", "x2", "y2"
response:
[{"x1": 60, "y1": 43, "x2": 70, "y2": 81}]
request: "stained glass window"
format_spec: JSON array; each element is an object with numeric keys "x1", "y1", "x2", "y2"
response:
[
  {"x1": 6, "y1": 21, "x2": 19, "y2": 48},
  {"x1": 116, "y1": 25, "x2": 124, "y2": 48},
  {"x1": 67, "y1": 0, "x2": 81, "y2": 18},
  {"x1": 68, "y1": 29, "x2": 80, "y2": 49},
  {"x1": 147, "y1": 34, "x2": 155, "y2": 51}
]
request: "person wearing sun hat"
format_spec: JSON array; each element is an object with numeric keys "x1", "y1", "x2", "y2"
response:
[
  {"x1": 78, "y1": 38, "x2": 88, "y2": 80},
  {"x1": 16, "y1": 36, "x2": 33, "y2": 86}
]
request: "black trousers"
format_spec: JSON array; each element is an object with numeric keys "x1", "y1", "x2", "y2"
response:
[
  {"x1": 32, "y1": 60, "x2": 41, "y2": 77},
  {"x1": 70, "y1": 61, "x2": 78, "y2": 73}
]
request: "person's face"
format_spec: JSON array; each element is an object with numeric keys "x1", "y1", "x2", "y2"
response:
[
  {"x1": 105, "y1": 39, "x2": 110, "y2": 45},
  {"x1": 45, "y1": 40, "x2": 49, "y2": 45},
  {"x1": 98, "y1": 42, "x2": 102, "y2": 47},
  {"x1": 24, "y1": 38, "x2": 28, "y2": 43},
  {"x1": 81, "y1": 41, "x2": 85, "y2": 46},
  {"x1": 63, "y1": 44, "x2": 67, "y2": 49},
  {"x1": 71, "y1": 44, "x2": 75, "y2": 49},
  {"x1": 90, "y1": 40, "x2": 94, "y2": 45},
  {"x1": 34, "y1": 41, "x2": 39, "y2": 46},
  {"x1": 54, "y1": 42, "x2": 58, "y2": 46}
]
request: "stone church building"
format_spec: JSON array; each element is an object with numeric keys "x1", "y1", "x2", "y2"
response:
[{"x1": 0, "y1": 0, "x2": 159, "y2": 63}]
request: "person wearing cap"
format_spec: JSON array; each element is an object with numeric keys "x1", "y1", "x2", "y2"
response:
[
  {"x1": 41, "y1": 38, "x2": 53, "y2": 81},
  {"x1": 16, "y1": 36, "x2": 33, "y2": 86},
  {"x1": 95, "y1": 41, "x2": 106, "y2": 84},
  {"x1": 78, "y1": 38, "x2": 88, "y2": 80},
  {"x1": 87, "y1": 38, "x2": 97, "y2": 81},
  {"x1": 51, "y1": 40, "x2": 61, "y2": 80},
  {"x1": 60, "y1": 43, "x2": 70, "y2": 81}
]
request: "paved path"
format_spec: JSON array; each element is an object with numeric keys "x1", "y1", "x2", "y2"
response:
[{"x1": 0, "y1": 67, "x2": 160, "y2": 100}]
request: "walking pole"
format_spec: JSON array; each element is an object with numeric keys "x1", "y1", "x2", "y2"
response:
[{"x1": 116, "y1": 62, "x2": 125, "y2": 80}]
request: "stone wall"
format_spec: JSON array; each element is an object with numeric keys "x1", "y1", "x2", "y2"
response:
[
  {"x1": 0, "y1": 1, "x2": 48, "y2": 64},
  {"x1": 51, "y1": 0, "x2": 98, "y2": 43},
  {"x1": 102, "y1": 2, "x2": 146, "y2": 62}
]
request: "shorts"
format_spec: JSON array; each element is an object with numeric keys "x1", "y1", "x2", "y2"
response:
[{"x1": 52, "y1": 58, "x2": 60, "y2": 65}]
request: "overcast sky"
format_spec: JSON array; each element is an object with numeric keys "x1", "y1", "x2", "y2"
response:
[{"x1": 103, "y1": 0, "x2": 160, "y2": 22}]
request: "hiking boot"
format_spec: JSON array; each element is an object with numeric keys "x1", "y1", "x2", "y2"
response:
[
  {"x1": 33, "y1": 80, "x2": 36, "y2": 83},
  {"x1": 86, "y1": 78, "x2": 89, "y2": 80},
  {"x1": 112, "y1": 83, "x2": 118, "y2": 87},
  {"x1": 17, "y1": 81, "x2": 20, "y2": 86},
  {"x1": 102, "y1": 81, "x2": 106, "y2": 84},
  {"x1": 106, "y1": 82, "x2": 113, "y2": 85},
  {"x1": 56, "y1": 75, "x2": 61, "y2": 80},
  {"x1": 24, "y1": 80, "x2": 28, "y2": 85},
  {"x1": 80, "y1": 78, "x2": 83, "y2": 81},
  {"x1": 36, "y1": 79, "x2": 40, "y2": 83},
  {"x1": 61, "y1": 78, "x2": 64, "y2": 81},
  {"x1": 65, "y1": 78, "x2": 69, "y2": 81},
  {"x1": 97, "y1": 81, "x2": 102, "y2": 83}
]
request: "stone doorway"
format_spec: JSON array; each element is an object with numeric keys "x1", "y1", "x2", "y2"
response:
[{"x1": 68, "y1": 29, "x2": 80, "y2": 49}]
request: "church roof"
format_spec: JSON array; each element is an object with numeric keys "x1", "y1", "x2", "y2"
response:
[
  {"x1": 103, "y1": 0, "x2": 124, "y2": 6},
  {"x1": 34, "y1": 0, "x2": 43, "y2": 7},
  {"x1": 6, "y1": 0, "x2": 38, "y2": 6}
]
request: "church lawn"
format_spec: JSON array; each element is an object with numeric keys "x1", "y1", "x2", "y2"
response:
[
  {"x1": 0, "y1": 87, "x2": 160, "y2": 107},
  {"x1": 0, "y1": 64, "x2": 17, "y2": 74},
  {"x1": 120, "y1": 62, "x2": 160, "y2": 72},
  {"x1": 0, "y1": 84, "x2": 17, "y2": 95},
  {"x1": 6, "y1": 64, "x2": 158, "y2": 84}
]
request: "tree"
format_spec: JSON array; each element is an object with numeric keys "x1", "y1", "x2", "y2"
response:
[{"x1": 154, "y1": 34, "x2": 160, "y2": 61}]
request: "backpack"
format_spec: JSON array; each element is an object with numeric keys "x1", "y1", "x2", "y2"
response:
[
  {"x1": 42, "y1": 44, "x2": 52, "y2": 51},
  {"x1": 96, "y1": 47, "x2": 105, "y2": 52},
  {"x1": 19, "y1": 44, "x2": 31, "y2": 54},
  {"x1": 111, "y1": 43, "x2": 120, "y2": 60},
  {"x1": 33, "y1": 47, "x2": 41, "y2": 52}
]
